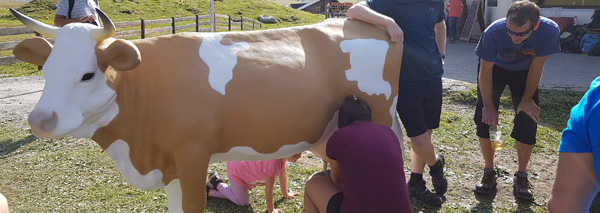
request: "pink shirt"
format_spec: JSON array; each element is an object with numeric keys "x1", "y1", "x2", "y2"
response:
[{"x1": 226, "y1": 159, "x2": 285, "y2": 190}]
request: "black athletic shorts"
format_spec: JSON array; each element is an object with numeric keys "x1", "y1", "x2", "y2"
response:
[
  {"x1": 474, "y1": 64, "x2": 539, "y2": 145},
  {"x1": 326, "y1": 192, "x2": 344, "y2": 213},
  {"x1": 397, "y1": 80, "x2": 443, "y2": 137}
]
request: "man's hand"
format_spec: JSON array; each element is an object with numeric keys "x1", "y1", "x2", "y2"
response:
[
  {"x1": 78, "y1": 15, "x2": 96, "y2": 24},
  {"x1": 269, "y1": 209, "x2": 282, "y2": 213},
  {"x1": 516, "y1": 99, "x2": 540, "y2": 123},
  {"x1": 482, "y1": 106, "x2": 499, "y2": 126},
  {"x1": 284, "y1": 191, "x2": 300, "y2": 198},
  {"x1": 386, "y1": 20, "x2": 404, "y2": 43}
]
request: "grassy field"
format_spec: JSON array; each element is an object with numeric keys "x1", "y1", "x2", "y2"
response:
[
  {"x1": 0, "y1": 0, "x2": 325, "y2": 78},
  {"x1": 0, "y1": 85, "x2": 587, "y2": 212}
]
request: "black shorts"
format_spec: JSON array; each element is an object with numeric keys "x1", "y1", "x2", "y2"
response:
[
  {"x1": 396, "y1": 80, "x2": 443, "y2": 137},
  {"x1": 326, "y1": 192, "x2": 344, "y2": 213},
  {"x1": 473, "y1": 64, "x2": 539, "y2": 145}
]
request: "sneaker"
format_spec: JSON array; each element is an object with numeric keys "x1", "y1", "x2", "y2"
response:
[
  {"x1": 207, "y1": 172, "x2": 224, "y2": 190},
  {"x1": 474, "y1": 168, "x2": 497, "y2": 195},
  {"x1": 430, "y1": 154, "x2": 448, "y2": 195},
  {"x1": 513, "y1": 172, "x2": 534, "y2": 200},
  {"x1": 206, "y1": 183, "x2": 212, "y2": 197},
  {"x1": 407, "y1": 179, "x2": 443, "y2": 206},
  {"x1": 450, "y1": 37, "x2": 455, "y2": 43}
]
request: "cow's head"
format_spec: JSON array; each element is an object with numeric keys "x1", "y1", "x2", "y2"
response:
[{"x1": 11, "y1": 9, "x2": 141, "y2": 138}]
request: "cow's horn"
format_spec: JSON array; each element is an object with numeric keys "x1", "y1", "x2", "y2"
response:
[
  {"x1": 91, "y1": 8, "x2": 115, "y2": 41},
  {"x1": 9, "y1": 8, "x2": 58, "y2": 38}
]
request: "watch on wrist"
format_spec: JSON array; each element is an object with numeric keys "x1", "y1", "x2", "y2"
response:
[{"x1": 440, "y1": 53, "x2": 446, "y2": 59}]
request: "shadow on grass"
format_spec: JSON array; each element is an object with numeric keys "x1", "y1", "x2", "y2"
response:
[
  {"x1": 472, "y1": 189, "x2": 497, "y2": 212},
  {"x1": 409, "y1": 196, "x2": 443, "y2": 213},
  {"x1": 206, "y1": 197, "x2": 255, "y2": 213},
  {"x1": 0, "y1": 134, "x2": 37, "y2": 157}
]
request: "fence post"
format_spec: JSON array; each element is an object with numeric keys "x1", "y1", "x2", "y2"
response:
[
  {"x1": 240, "y1": 16, "x2": 243, "y2": 31},
  {"x1": 228, "y1": 15, "x2": 231, "y2": 31},
  {"x1": 141, "y1": 18, "x2": 145, "y2": 39},
  {"x1": 35, "y1": 32, "x2": 42, "y2": 70},
  {"x1": 196, "y1": 14, "x2": 199, "y2": 32},
  {"x1": 259, "y1": 22, "x2": 262, "y2": 29},
  {"x1": 171, "y1": 17, "x2": 176, "y2": 34},
  {"x1": 252, "y1": 20, "x2": 255, "y2": 30}
]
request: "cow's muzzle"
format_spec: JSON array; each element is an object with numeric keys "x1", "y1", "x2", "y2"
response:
[{"x1": 28, "y1": 109, "x2": 58, "y2": 138}]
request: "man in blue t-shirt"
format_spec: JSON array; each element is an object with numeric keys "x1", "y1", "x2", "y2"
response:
[
  {"x1": 548, "y1": 76, "x2": 600, "y2": 212},
  {"x1": 347, "y1": 0, "x2": 448, "y2": 206},
  {"x1": 473, "y1": 0, "x2": 560, "y2": 200}
]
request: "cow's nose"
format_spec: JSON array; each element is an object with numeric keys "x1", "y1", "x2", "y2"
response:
[{"x1": 28, "y1": 109, "x2": 58, "y2": 137}]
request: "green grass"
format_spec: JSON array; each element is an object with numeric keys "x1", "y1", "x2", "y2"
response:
[{"x1": 0, "y1": 0, "x2": 325, "y2": 78}]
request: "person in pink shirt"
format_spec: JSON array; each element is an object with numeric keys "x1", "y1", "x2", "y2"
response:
[{"x1": 206, "y1": 153, "x2": 302, "y2": 213}]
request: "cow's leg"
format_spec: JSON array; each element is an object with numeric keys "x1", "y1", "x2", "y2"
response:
[
  {"x1": 165, "y1": 179, "x2": 183, "y2": 213},
  {"x1": 174, "y1": 152, "x2": 211, "y2": 212}
]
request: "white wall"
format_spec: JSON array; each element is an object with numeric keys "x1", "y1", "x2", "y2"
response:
[
  {"x1": 484, "y1": 0, "x2": 514, "y2": 25},
  {"x1": 484, "y1": 1, "x2": 595, "y2": 26},
  {"x1": 540, "y1": 7, "x2": 596, "y2": 25}
]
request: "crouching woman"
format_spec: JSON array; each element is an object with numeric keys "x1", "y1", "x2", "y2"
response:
[{"x1": 304, "y1": 95, "x2": 412, "y2": 212}]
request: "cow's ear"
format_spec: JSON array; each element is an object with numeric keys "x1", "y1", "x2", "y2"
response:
[
  {"x1": 97, "y1": 39, "x2": 140, "y2": 71},
  {"x1": 13, "y1": 37, "x2": 53, "y2": 66}
]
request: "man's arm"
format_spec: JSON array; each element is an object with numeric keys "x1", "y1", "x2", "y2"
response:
[
  {"x1": 435, "y1": 20, "x2": 446, "y2": 64},
  {"x1": 346, "y1": 2, "x2": 404, "y2": 43},
  {"x1": 479, "y1": 59, "x2": 498, "y2": 126},
  {"x1": 54, "y1": 14, "x2": 96, "y2": 27},
  {"x1": 517, "y1": 56, "x2": 547, "y2": 123}
]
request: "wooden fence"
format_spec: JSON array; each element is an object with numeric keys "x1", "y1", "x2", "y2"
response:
[{"x1": 0, "y1": 14, "x2": 262, "y2": 66}]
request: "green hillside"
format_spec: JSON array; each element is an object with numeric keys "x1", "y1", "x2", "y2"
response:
[{"x1": 0, "y1": 0, "x2": 325, "y2": 28}]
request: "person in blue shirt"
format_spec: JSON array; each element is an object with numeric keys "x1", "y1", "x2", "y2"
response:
[
  {"x1": 473, "y1": 0, "x2": 560, "y2": 200},
  {"x1": 347, "y1": 0, "x2": 448, "y2": 206},
  {"x1": 548, "y1": 76, "x2": 600, "y2": 212}
]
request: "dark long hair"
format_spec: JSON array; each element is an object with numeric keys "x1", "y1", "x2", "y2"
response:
[{"x1": 338, "y1": 95, "x2": 372, "y2": 128}]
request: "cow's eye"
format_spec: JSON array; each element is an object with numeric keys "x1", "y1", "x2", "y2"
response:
[{"x1": 81, "y1": 72, "x2": 95, "y2": 81}]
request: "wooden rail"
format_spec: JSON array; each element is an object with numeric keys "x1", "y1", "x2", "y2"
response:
[{"x1": 0, "y1": 14, "x2": 262, "y2": 66}]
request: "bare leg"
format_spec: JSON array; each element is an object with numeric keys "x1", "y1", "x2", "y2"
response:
[
  {"x1": 478, "y1": 137, "x2": 495, "y2": 169},
  {"x1": 304, "y1": 175, "x2": 342, "y2": 213},
  {"x1": 515, "y1": 141, "x2": 534, "y2": 173},
  {"x1": 410, "y1": 129, "x2": 436, "y2": 174},
  {"x1": 548, "y1": 152, "x2": 599, "y2": 212}
]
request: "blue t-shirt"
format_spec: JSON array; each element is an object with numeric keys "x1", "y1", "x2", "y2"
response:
[
  {"x1": 366, "y1": 0, "x2": 445, "y2": 84},
  {"x1": 558, "y1": 76, "x2": 600, "y2": 183},
  {"x1": 475, "y1": 17, "x2": 560, "y2": 71}
]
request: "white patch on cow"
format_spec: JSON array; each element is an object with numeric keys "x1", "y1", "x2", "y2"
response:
[
  {"x1": 209, "y1": 142, "x2": 312, "y2": 163},
  {"x1": 30, "y1": 24, "x2": 119, "y2": 138},
  {"x1": 389, "y1": 95, "x2": 404, "y2": 154},
  {"x1": 106, "y1": 140, "x2": 165, "y2": 190},
  {"x1": 340, "y1": 39, "x2": 392, "y2": 100},
  {"x1": 199, "y1": 33, "x2": 250, "y2": 95},
  {"x1": 164, "y1": 179, "x2": 183, "y2": 213}
]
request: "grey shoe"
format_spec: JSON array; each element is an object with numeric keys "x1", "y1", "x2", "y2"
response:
[
  {"x1": 430, "y1": 154, "x2": 447, "y2": 195},
  {"x1": 474, "y1": 168, "x2": 497, "y2": 195},
  {"x1": 513, "y1": 172, "x2": 534, "y2": 200},
  {"x1": 407, "y1": 179, "x2": 443, "y2": 206}
]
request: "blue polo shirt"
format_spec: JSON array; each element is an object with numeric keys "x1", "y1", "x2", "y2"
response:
[
  {"x1": 558, "y1": 76, "x2": 600, "y2": 184},
  {"x1": 366, "y1": 0, "x2": 445, "y2": 84},
  {"x1": 475, "y1": 17, "x2": 560, "y2": 71}
]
